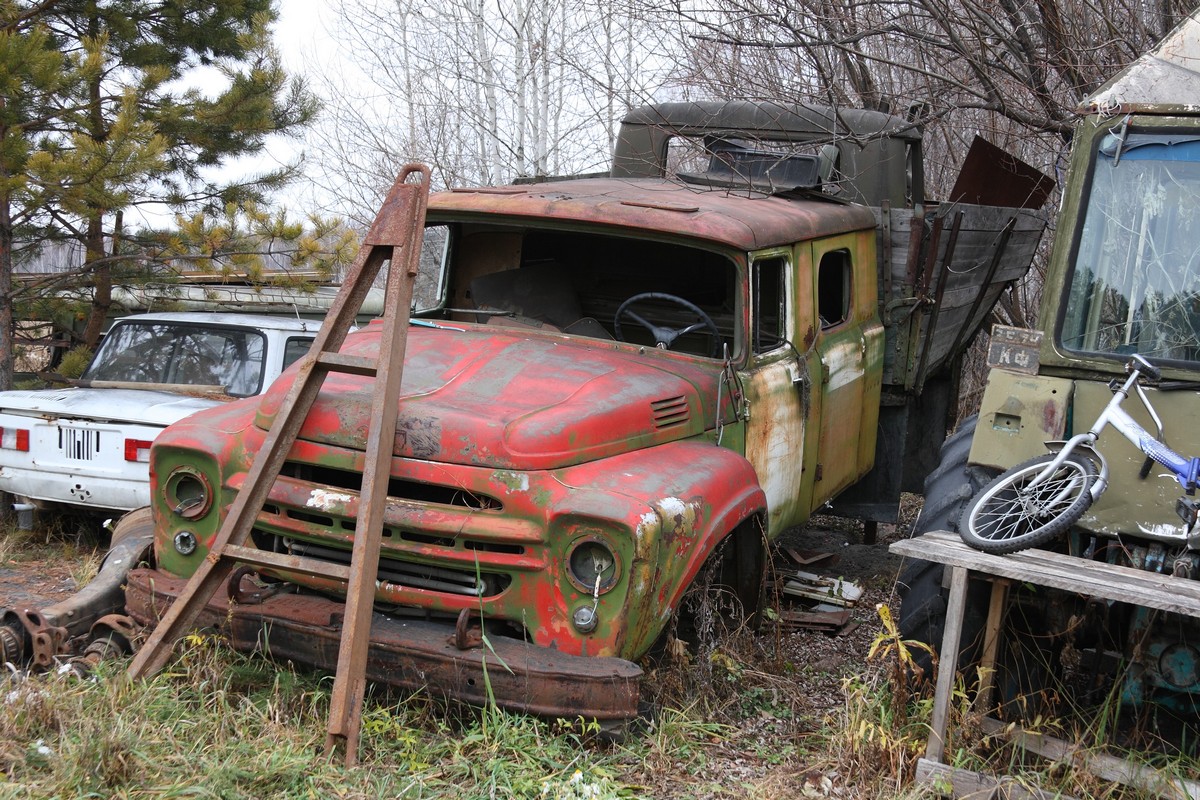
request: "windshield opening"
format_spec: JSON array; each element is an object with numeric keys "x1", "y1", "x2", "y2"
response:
[
  {"x1": 426, "y1": 223, "x2": 739, "y2": 359},
  {"x1": 1060, "y1": 133, "x2": 1200, "y2": 364},
  {"x1": 84, "y1": 322, "x2": 267, "y2": 396}
]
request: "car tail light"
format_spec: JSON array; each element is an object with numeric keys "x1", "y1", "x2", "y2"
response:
[
  {"x1": 0, "y1": 427, "x2": 29, "y2": 451},
  {"x1": 124, "y1": 438, "x2": 152, "y2": 462}
]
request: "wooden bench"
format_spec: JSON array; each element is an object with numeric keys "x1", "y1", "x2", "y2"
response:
[{"x1": 889, "y1": 530, "x2": 1200, "y2": 799}]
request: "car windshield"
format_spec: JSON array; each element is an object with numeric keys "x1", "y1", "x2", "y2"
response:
[
  {"x1": 83, "y1": 321, "x2": 267, "y2": 397},
  {"x1": 1060, "y1": 132, "x2": 1200, "y2": 364}
]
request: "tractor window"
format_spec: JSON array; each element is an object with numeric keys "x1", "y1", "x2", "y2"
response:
[{"x1": 1061, "y1": 134, "x2": 1200, "y2": 364}]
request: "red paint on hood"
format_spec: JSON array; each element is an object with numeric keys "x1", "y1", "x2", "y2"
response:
[{"x1": 254, "y1": 324, "x2": 723, "y2": 470}]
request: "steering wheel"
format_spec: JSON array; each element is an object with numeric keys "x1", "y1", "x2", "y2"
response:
[{"x1": 614, "y1": 292, "x2": 721, "y2": 355}]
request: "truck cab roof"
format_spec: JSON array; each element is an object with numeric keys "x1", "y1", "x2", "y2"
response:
[{"x1": 428, "y1": 177, "x2": 879, "y2": 252}]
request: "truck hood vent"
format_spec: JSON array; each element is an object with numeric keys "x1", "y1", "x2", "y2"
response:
[{"x1": 651, "y1": 396, "x2": 690, "y2": 428}]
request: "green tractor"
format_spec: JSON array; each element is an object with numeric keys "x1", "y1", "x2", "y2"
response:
[{"x1": 900, "y1": 11, "x2": 1200, "y2": 723}]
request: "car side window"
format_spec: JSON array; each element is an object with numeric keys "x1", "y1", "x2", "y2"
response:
[{"x1": 284, "y1": 337, "x2": 315, "y2": 370}]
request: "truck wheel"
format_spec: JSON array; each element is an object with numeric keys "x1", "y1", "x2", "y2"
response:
[
  {"x1": 673, "y1": 516, "x2": 766, "y2": 654},
  {"x1": 897, "y1": 415, "x2": 994, "y2": 682}
]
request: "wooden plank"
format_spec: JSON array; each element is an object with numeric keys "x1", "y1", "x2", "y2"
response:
[
  {"x1": 891, "y1": 531, "x2": 1200, "y2": 617},
  {"x1": 979, "y1": 718, "x2": 1200, "y2": 799},
  {"x1": 975, "y1": 578, "x2": 1010, "y2": 713},
  {"x1": 915, "y1": 758, "x2": 1079, "y2": 800},
  {"x1": 928, "y1": 565, "x2": 968, "y2": 763},
  {"x1": 872, "y1": 205, "x2": 1045, "y2": 235}
]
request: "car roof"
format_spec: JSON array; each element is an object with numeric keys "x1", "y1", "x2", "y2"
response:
[
  {"x1": 111, "y1": 311, "x2": 324, "y2": 333},
  {"x1": 427, "y1": 177, "x2": 878, "y2": 251}
]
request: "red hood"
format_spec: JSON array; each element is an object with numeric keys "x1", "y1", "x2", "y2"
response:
[{"x1": 254, "y1": 324, "x2": 723, "y2": 470}]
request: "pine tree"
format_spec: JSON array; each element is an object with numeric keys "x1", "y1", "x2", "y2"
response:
[{"x1": 0, "y1": 0, "x2": 319, "y2": 389}]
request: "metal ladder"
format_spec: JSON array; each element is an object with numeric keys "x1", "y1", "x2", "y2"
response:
[{"x1": 126, "y1": 164, "x2": 431, "y2": 766}]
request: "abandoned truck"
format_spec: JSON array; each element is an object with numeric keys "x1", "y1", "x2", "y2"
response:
[
  {"x1": 0, "y1": 312, "x2": 324, "y2": 521},
  {"x1": 900, "y1": 13, "x2": 1200, "y2": 720},
  {"x1": 1, "y1": 101, "x2": 1045, "y2": 721}
]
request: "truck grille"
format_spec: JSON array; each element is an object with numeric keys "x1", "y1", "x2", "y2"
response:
[
  {"x1": 279, "y1": 461, "x2": 502, "y2": 511},
  {"x1": 280, "y1": 537, "x2": 509, "y2": 597},
  {"x1": 59, "y1": 426, "x2": 100, "y2": 461}
]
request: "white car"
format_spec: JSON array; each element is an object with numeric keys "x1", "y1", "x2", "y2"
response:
[{"x1": 0, "y1": 312, "x2": 321, "y2": 519}]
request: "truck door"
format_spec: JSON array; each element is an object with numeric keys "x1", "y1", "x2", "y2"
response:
[
  {"x1": 806, "y1": 233, "x2": 883, "y2": 507},
  {"x1": 741, "y1": 251, "x2": 812, "y2": 536}
]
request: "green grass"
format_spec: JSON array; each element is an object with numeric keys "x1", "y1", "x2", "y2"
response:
[
  {"x1": 0, "y1": 627, "x2": 834, "y2": 799},
  {"x1": 6, "y1": 526, "x2": 1200, "y2": 798},
  {"x1": 0, "y1": 641, "x2": 646, "y2": 799}
]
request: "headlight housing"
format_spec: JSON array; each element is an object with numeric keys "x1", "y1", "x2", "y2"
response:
[
  {"x1": 566, "y1": 536, "x2": 620, "y2": 594},
  {"x1": 164, "y1": 465, "x2": 213, "y2": 520}
]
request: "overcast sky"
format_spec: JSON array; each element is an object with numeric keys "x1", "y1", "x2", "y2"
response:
[
  {"x1": 239, "y1": 0, "x2": 345, "y2": 215},
  {"x1": 273, "y1": 0, "x2": 334, "y2": 75}
]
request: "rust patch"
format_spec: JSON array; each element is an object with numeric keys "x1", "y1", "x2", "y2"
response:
[
  {"x1": 395, "y1": 414, "x2": 441, "y2": 458},
  {"x1": 1041, "y1": 399, "x2": 1064, "y2": 435}
]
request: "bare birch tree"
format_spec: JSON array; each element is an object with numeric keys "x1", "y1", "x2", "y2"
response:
[{"x1": 305, "y1": 0, "x2": 674, "y2": 223}]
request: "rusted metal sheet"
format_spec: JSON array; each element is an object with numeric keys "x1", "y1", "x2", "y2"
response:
[
  {"x1": 431, "y1": 178, "x2": 877, "y2": 252},
  {"x1": 948, "y1": 136, "x2": 1054, "y2": 210},
  {"x1": 124, "y1": 568, "x2": 644, "y2": 722}
]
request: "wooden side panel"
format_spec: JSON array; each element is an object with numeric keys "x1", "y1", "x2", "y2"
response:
[{"x1": 873, "y1": 203, "x2": 1047, "y2": 390}]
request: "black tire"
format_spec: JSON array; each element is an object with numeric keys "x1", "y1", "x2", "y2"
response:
[
  {"x1": 960, "y1": 453, "x2": 1096, "y2": 554},
  {"x1": 677, "y1": 518, "x2": 766, "y2": 644},
  {"x1": 645, "y1": 516, "x2": 766, "y2": 664},
  {"x1": 898, "y1": 415, "x2": 995, "y2": 682}
]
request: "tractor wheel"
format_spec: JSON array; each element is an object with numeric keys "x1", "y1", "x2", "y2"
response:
[{"x1": 897, "y1": 415, "x2": 995, "y2": 683}]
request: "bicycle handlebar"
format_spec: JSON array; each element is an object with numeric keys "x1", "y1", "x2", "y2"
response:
[{"x1": 1128, "y1": 354, "x2": 1161, "y2": 383}]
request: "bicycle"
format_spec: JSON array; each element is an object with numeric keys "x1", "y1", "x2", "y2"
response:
[{"x1": 960, "y1": 354, "x2": 1200, "y2": 554}]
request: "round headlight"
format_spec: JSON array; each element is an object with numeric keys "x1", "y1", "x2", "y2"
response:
[
  {"x1": 165, "y1": 466, "x2": 213, "y2": 520},
  {"x1": 566, "y1": 537, "x2": 619, "y2": 594}
]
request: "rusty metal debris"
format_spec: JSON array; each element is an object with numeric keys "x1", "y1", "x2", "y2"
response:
[
  {"x1": 14, "y1": 609, "x2": 68, "y2": 668},
  {"x1": 778, "y1": 546, "x2": 836, "y2": 567}
]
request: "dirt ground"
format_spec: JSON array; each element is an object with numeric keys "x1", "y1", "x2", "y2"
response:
[{"x1": 0, "y1": 541, "x2": 95, "y2": 611}]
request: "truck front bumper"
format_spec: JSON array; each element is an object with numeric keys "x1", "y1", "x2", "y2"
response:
[{"x1": 124, "y1": 568, "x2": 644, "y2": 722}]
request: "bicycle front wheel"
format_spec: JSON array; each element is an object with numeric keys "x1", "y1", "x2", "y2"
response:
[{"x1": 960, "y1": 453, "x2": 1097, "y2": 554}]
